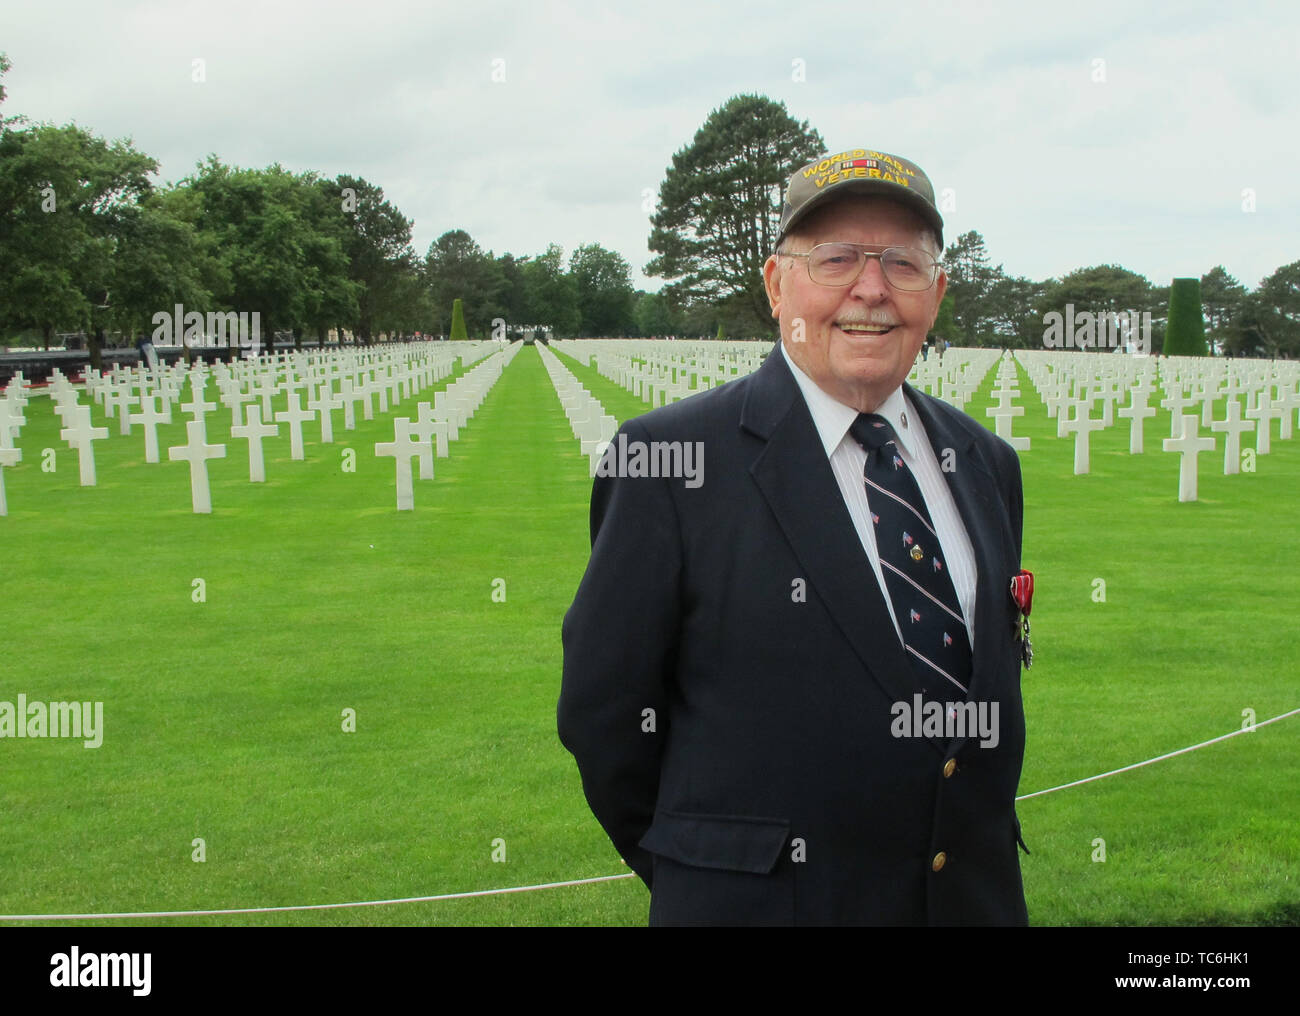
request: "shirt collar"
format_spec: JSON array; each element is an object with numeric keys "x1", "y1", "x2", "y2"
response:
[{"x1": 778, "y1": 341, "x2": 918, "y2": 459}]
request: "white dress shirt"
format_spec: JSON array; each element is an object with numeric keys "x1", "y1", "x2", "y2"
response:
[{"x1": 779, "y1": 341, "x2": 979, "y2": 650}]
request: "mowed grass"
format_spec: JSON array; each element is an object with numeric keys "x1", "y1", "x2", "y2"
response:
[{"x1": 1, "y1": 343, "x2": 1297, "y2": 926}]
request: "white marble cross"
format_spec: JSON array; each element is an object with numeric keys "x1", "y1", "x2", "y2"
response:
[
  {"x1": 1275, "y1": 383, "x2": 1300, "y2": 441},
  {"x1": 168, "y1": 420, "x2": 227, "y2": 512},
  {"x1": 1244, "y1": 391, "x2": 1283, "y2": 455},
  {"x1": 0, "y1": 445, "x2": 20, "y2": 515},
  {"x1": 116, "y1": 386, "x2": 140, "y2": 436},
  {"x1": 406, "y1": 411, "x2": 439, "y2": 479},
  {"x1": 230, "y1": 405, "x2": 279, "y2": 483},
  {"x1": 339, "y1": 378, "x2": 363, "y2": 431},
  {"x1": 1041, "y1": 383, "x2": 1066, "y2": 420},
  {"x1": 433, "y1": 391, "x2": 461, "y2": 441},
  {"x1": 1161, "y1": 386, "x2": 1196, "y2": 437},
  {"x1": 1061, "y1": 397, "x2": 1105, "y2": 475},
  {"x1": 1163, "y1": 414, "x2": 1215, "y2": 502},
  {"x1": 59, "y1": 405, "x2": 110, "y2": 486},
  {"x1": 375, "y1": 417, "x2": 421, "y2": 511},
  {"x1": 1209, "y1": 398, "x2": 1255, "y2": 475},
  {"x1": 0, "y1": 397, "x2": 25, "y2": 449},
  {"x1": 129, "y1": 395, "x2": 172, "y2": 463},
  {"x1": 416, "y1": 402, "x2": 449, "y2": 458},
  {"x1": 219, "y1": 380, "x2": 253, "y2": 429},
  {"x1": 51, "y1": 389, "x2": 80, "y2": 428},
  {"x1": 101, "y1": 381, "x2": 124, "y2": 419},
  {"x1": 357, "y1": 376, "x2": 377, "y2": 421},
  {"x1": 181, "y1": 379, "x2": 218, "y2": 439},
  {"x1": 307, "y1": 384, "x2": 342, "y2": 444},
  {"x1": 1116, "y1": 387, "x2": 1156, "y2": 454},
  {"x1": 276, "y1": 392, "x2": 315, "y2": 460},
  {"x1": 1199, "y1": 379, "x2": 1224, "y2": 427},
  {"x1": 985, "y1": 389, "x2": 1029, "y2": 450},
  {"x1": 252, "y1": 373, "x2": 281, "y2": 418}
]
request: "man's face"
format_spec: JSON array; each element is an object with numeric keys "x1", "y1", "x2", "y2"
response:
[{"x1": 763, "y1": 198, "x2": 946, "y2": 413}]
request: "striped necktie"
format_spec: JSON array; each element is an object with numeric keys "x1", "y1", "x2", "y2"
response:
[{"x1": 850, "y1": 412, "x2": 972, "y2": 696}]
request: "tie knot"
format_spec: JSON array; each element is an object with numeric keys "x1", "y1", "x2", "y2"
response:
[{"x1": 850, "y1": 413, "x2": 897, "y2": 452}]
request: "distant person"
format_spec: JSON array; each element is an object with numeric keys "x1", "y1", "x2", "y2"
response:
[{"x1": 135, "y1": 333, "x2": 159, "y2": 372}]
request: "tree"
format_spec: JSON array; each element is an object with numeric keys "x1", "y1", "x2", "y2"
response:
[
  {"x1": 493, "y1": 252, "x2": 530, "y2": 336},
  {"x1": 633, "y1": 290, "x2": 678, "y2": 338},
  {"x1": 1232, "y1": 261, "x2": 1300, "y2": 359},
  {"x1": 180, "y1": 158, "x2": 358, "y2": 355},
  {"x1": 931, "y1": 293, "x2": 962, "y2": 344},
  {"x1": 986, "y1": 275, "x2": 1046, "y2": 349},
  {"x1": 1164, "y1": 278, "x2": 1208, "y2": 356},
  {"x1": 941, "y1": 231, "x2": 1002, "y2": 345},
  {"x1": 0, "y1": 121, "x2": 156, "y2": 365},
  {"x1": 570, "y1": 242, "x2": 635, "y2": 337},
  {"x1": 323, "y1": 174, "x2": 416, "y2": 343},
  {"x1": 1039, "y1": 264, "x2": 1163, "y2": 351},
  {"x1": 108, "y1": 188, "x2": 215, "y2": 349},
  {"x1": 646, "y1": 94, "x2": 824, "y2": 335},
  {"x1": 1200, "y1": 266, "x2": 1247, "y2": 355},
  {"x1": 0, "y1": 52, "x2": 27, "y2": 133},
  {"x1": 424, "y1": 229, "x2": 503, "y2": 337},
  {"x1": 522, "y1": 243, "x2": 579, "y2": 337},
  {"x1": 449, "y1": 297, "x2": 468, "y2": 340},
  {"x1": 368, "y1": 255, "x2": 435, "y2": 340}
]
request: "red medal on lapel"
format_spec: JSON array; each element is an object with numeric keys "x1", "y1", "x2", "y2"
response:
[
  {"x1": 1009, "y1": 570, "x2": 1033, "y2": 616},
  {"x1": 1009, "y1": 570, "x2": 1034, "y2": 669}
]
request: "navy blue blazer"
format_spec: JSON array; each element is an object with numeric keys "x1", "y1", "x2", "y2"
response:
[{"x1": 559, "y1": 341, "x2": 1030, "y2": 926}]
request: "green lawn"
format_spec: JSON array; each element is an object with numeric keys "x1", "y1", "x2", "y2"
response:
[{"x1": 1, "y1": 343, "x2": 1296, "y2": 925}]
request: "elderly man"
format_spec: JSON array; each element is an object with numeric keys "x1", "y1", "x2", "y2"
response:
[{"x1": 559, "y1": 148, "x2": 1030, "y2": 926}]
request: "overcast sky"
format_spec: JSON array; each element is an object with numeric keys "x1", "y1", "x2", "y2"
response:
[{"x1": 4, "y1": 0, "x2": 1297, "y2": 292}]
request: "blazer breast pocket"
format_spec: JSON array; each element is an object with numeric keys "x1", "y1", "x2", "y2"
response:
[{"x1": 639, "y1": 810, "x2": 794, "y2": 926}]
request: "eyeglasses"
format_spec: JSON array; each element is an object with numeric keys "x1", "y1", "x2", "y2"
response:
[{"x1": 780, "y1": 242, "x2": 941, "y2": 291}]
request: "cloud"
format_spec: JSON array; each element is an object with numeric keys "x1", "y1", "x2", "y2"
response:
[{"x1": 3, "y1": 0, "x2": 1295, "y2": 294}]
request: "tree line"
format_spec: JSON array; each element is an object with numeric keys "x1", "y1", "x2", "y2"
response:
[{"x1": 933, "y1": 231, "x2": 1298, "y2": 358}]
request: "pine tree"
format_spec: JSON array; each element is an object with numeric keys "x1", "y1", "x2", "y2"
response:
[
  {"x1": 449, "y1": 297, "x2": 468, "y2": 340},
  {"x1": 1164, "y1": 278, "x2": 1207, "y2": 356}
]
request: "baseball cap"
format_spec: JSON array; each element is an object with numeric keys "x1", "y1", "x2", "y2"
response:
[{"x1": 776, "y1": 148, "x2": 944, "y2": 252}]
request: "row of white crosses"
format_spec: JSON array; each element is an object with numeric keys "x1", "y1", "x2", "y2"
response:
[
  {"x1": 374, "y1": 342, "x2": 520, "y2": 511},
  {"x1": 0, "y1": 375, "x2": 31, "y2": 514},
  {"x1": 536, "y1": 343, "x2": 619, "y2": 474},
  {"x1": 163, "y1": 343, "x2": 477, "y2": 510},
  {"x1": 911, "y1": 347, "x2": 1001, "y2": 411},
  {"x1": 1014, "y1": 350, "x2": 1300, "y2": 501},
  {"x1": 1, "y1": 341, "x2": 498, "y2": 515},
  {"x1": 84, "y1": 341, "x2": 479, "y2": 437},
  {"x1": 980, "y1": 353, "x2": 1030, "y2": 451},
  {"x1": 554, "y1": 339, "x2": 767, "y2": 408}
]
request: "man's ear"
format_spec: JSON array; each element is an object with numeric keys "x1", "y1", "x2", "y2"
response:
[
  {"x1": 763, "y1": 255, "x2": 783, "y2": 319},
  {"x1": 929, "y1": 269, "x2": 948, "y2": 328}
]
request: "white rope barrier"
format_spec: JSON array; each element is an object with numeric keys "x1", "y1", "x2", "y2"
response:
[{"x1": 3, "y1": 707, "x2": 1294, "y2": 921}]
